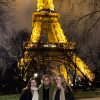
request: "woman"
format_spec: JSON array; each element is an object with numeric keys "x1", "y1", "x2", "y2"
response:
[
  {"x1": 19, "y1": 77, "x2": 39, "y2": 100},
  {"x1": 52, "y1": 75, "x2": 75, "y2": 100}
]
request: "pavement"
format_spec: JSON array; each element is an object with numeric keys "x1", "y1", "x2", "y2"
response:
[{"x1": 79, "y1": 97, "x2": 100, "y2": 100}]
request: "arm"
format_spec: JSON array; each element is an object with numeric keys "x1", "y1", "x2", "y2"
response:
[
  {"x1": 19, "y1": 89, "x2": 31, "y2": 100},
  {"x1": 19, "y1": 92, "x2": 26, "y2": 100}
]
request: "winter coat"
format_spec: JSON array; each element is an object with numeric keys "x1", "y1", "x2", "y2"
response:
[
  {"x1": 65, "y1": 85, "x2": 75, "y2": 100},
  {"x1": 39, "y1": 84, "x2": 54, "y2": 100},
  {"x1": 19, "y1": 89, "x2": 32, "y2": 100},
  {"x1": 52, "y1": 85, "x2": 75, "y2": 100}
]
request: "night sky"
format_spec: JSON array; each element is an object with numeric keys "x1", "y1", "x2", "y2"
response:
[{"x1": 0, "y1": 0, "x2": 100, "y2": 73}]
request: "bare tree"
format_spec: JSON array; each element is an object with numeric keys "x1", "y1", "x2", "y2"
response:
[
  {"x1": 53, "y1": 0, "x2": 100, "y2": 87},
  {"x1": 9, "y1": 30, "x2": 29, "y2": 60},
  {"x1": 0, "y1": 0, "x2": 15, "y2": 33}
]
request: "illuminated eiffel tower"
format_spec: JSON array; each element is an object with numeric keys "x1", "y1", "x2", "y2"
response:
[{"x1": 18, "y1": 0, "x2": 94, "y2": 83}]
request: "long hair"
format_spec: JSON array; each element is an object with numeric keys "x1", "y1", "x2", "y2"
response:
[
  {"x1": 54, "y1": 74, "x2": 67, "y2": 91},
  {"x1": 22, "y1": 77, "x2": 37, "y2": 92}
]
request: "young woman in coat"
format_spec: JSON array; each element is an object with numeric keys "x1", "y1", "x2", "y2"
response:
[
  {"x1": 52, "y1": 75, "x2": 75, "y2": 100},
  {"x1": 19, "y1": 77, "x2": 39, "y2": 100}
]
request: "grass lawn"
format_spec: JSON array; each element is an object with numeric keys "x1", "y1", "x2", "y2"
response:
[
  {"x1": 0, "y1": 91, "x2": 100, "y2": 100},
  {"x1": 0, "y1": 94, "x2": 20, "y2": 100},
  {"x1": 74, "y1": 91, "x2": 100, "y2": 99}
]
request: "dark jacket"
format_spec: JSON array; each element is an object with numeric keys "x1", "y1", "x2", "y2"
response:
[
  {"x1": 65, "y1": 85, "x2": 75, "y2": 100},
  {"x1": 53, "y1": 85, "x2": 75, "y2": 100},
  {"x1": 19, "y1": 89, "x2": 32, "y2": 100},
  {"x1": 39, "y1": 84, "x2": 54, "y2": 100}
]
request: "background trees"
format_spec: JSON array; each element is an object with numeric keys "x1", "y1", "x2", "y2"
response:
[{"x1": 0, "y1": 0, "x2": 100, "y2": 93}]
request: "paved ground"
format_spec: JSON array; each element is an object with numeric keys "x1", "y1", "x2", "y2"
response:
[{"x1": 79, "y1": 97, "x2": 100, "y2": 100}]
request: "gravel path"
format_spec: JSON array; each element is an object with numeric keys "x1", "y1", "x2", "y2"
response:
[{"x1": 79, "y1": 97, "x2": 100, "y2": 100}]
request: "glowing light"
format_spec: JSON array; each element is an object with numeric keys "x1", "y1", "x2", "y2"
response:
[
  {"x1": 30, "y1": 11, "x2": 68, "y2": 44},
  {"x1": 73, "y1": 55, "x2": 95, "y2": 81},
  {"x1": 50, "y1": 44, "x2": 57, "y2": 47},
  {"x1": 43, "y1": 44, "x2": 49, "y2": 47},
  {"x1": 34, "y1": 73, "x2": 38, "y2": 77},
  {"x1": 52, "y1": 23, "x2": 67, "y2": 43},
  {"x1": 30, "y1": 22, "x2": 42, "y2": 43},
  {"x1": 17, "y1": 0, "x2": 95, "y2": 83},
  {"x1": 43, "y1": 44, "x2": 57, "y2": 47},
  {"x1": 37, "y1": 0, "x2": 54, "y2": 11}
]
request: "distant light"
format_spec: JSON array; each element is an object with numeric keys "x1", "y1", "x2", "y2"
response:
[
  {"x1": 50, "y1": 44, "x2": 56, "y2": 48},
  {"x1": 70, "y1": 84, "x2": 73, "y2": 86},
  {"x1": 78, "y1": 77, "x2": 81, "y2": 81},
  {"x1": 23, "y1": 78, "x2": 26, "y2": 81},
  {"x1": 43, "y1": 44, "x2": 48, "y2": 47},
  {"x1": 30, "y1": 44, "x2": 33, "y2": 47},
  {"x1": 43, "y1": 44, "x2": 57, "y2": 48},
  {"x1": 34, "y1": 73, "x2": 38, "y2": 77}
]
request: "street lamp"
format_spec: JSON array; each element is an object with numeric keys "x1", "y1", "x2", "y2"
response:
[{"x1": 34, "y1": 73, "x2": 38, "y2": 77}]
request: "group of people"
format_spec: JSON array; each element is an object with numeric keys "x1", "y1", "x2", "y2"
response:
[{"x1": 19, "y1": 74, "x2": 75, "y2": 100}]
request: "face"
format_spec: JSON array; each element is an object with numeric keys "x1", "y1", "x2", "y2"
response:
[
  {"x1": 55, "y1": 76, "x2": 62, "y2": 85},
  {"x1": 31, "y1": 80, "x2": 37, "y2": 87},
  {"x1": 43, "y1": 77, "x2": 50, "y2": 86}
]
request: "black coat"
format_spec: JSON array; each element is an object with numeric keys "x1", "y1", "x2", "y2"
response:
[
  {"x1": 19, "y1": 89, "x2": 32, "y2": 100},
  {"x1": 65, "y1": 85, "x2": 75, "y2": 100},
  {"x1": 53, "y1": 85, "x2": 75, "y2": 100}
]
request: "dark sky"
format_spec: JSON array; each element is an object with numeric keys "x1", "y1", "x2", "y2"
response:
[{"x1": 0, "y1": 0, "x2": 100, "y2": 71}]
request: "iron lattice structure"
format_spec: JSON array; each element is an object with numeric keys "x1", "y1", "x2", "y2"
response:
[{"x1": 18, "y1": 0, "x2": 94, "y2": 83}]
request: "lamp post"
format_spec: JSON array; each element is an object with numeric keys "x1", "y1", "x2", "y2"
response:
[{"x1": 34, "y1": 73, "x2": 38, "y2": 77}]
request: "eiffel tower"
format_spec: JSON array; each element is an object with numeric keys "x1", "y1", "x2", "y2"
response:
[{"x1": 18, "y1": 0, "x2": 94, "y2": 83}]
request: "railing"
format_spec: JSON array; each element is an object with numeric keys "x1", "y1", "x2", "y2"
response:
[{"x1": 25, "y1": 42, "x2": 76, "y2": 52}]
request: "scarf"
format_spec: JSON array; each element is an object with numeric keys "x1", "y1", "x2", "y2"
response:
[
  {"x1": 52, "y1": 87, "x2": 66, "y2": 100},
  {"x1": 31, "y1": 87, "x2": 39, "y2": 100},
  {"x1": 39, "y1": 84, "x2": 54, "y2": 100}
]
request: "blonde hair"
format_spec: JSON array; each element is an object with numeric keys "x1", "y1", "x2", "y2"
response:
[{"x1": 55, "y1": 74, "x2": 67, "y2": 90}]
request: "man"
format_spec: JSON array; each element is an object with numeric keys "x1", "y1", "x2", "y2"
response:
[{"x1": 39, "y1": 74, "x2": 54, "y2": 100}]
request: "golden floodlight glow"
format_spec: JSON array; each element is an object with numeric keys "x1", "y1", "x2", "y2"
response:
[
  {"x1": 70, "y1": 64, "x2": 84, "y2": 78},
  {"x1": 30, "y1": 22, "x2": 42, "y2": 43},
  {"x1": 37, "y1": 0, "x2": 54, "y2": 11},
  {"x1": 29, "y1": 11, "x2": 68, "y2": 44},
  {"x1": 72, "y1": 55, "x2": 95, "y2": 81},
  {"x1": 52, "y1": 23, "x2": 67, "y2": 43},
  {"x1": 60, "y1": 64, "x2": 71, "y2": 83},
  {"x1": 18, "y1": 0, "x2": 95, "y2": 82},
  {"x1": 49, "y1": 64, "x2": 71, "y2": 84}
]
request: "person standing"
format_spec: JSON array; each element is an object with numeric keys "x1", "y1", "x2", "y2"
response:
[
  {"x1": 52, "y1": 74, "x2": 75, "y2": 100},
  {"x1": 19, "y1": 77, "x2": 39, "y2": 100},
  {"x1": 39, "y1": 74, "x2": 54, "y2": 100}
]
